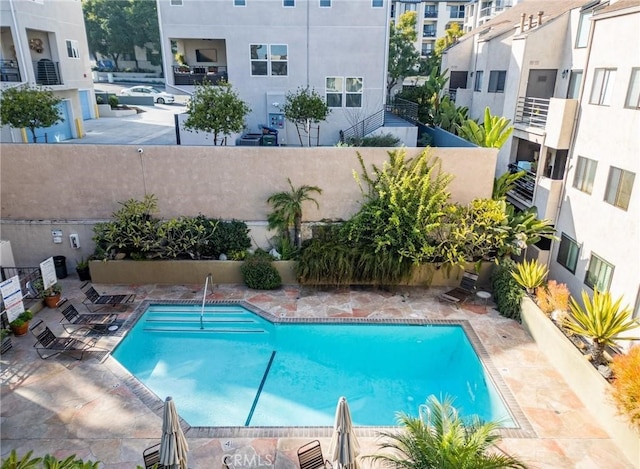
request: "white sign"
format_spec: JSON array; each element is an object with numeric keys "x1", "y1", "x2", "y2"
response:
[
  {"x1": 0, "y1": 275, "x2": 25, "y2": 322},
  {"x1": 40, "y1": 257, "x2": 58, "y2": 291}
]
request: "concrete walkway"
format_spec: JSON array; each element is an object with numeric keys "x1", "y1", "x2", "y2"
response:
[{"x1": 0, "y1": 278, "x2": 634, "y2": 468}]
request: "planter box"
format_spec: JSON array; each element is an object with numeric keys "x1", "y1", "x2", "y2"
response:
[
  {"x1": 89, "y1": 260, "x2": 297, "y2": 285},
  {"x1": 520, "y1": 296, "x2": 640, "y2": 466}
]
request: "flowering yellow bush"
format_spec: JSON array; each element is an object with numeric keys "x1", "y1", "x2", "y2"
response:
[
  {"x1": 610, "y1": 346, "x2": 640, "y2": 430},
  {"x1": 535, "y1": 280, "x2": 570, "y2": 315}
]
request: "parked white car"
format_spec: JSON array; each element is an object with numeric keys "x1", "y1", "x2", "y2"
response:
[{"x1": 120, "y1": 86, "x2": 175, "y2": 104}]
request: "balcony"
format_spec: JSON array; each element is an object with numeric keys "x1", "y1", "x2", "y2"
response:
[
  {"x1": 173, "y1": 65, "x2": 228, "y2": 86},
  {"x1": 424, "y1": 11, "x2": 437, "y2": 18},
  {"x1": 514, "y1": 97, "x2": 549, "y2": 129},
  {"x1": 33, "y1": 59, "x2": 62, "y2": 86},
  {"x1": 423, "y1": 30, "x2": 436, "y2": 38},
  {"x1": 507, "y1": 162, "x2": 536, "y2": 205},
  {"x1": 1, "y1": 60, "x2": 21, "y2": 82},
  {"x1": 514, "y1": 97, "x2": 578, "y2": 149}
]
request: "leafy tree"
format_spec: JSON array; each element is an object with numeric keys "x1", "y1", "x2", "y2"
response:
[
  {"x1": 369, "y1": 395, "x2": 528, "y2": 469},
  {"x1": 396, "y1": 67, "x2": 449, "y2": 125},
  {"x1": 267, "y1": 178, "x2": 322, "y2": 249},
  {"x1": 387, "y1": 11, "x2": 420, "y2": 98},
  {"x1": 433, "y1": 95, "x2": 468, "y2": 133},
  {"x1": 281, "y1": 87, "x2": 330, "y2": 147},
  {"x1": 127, "y1": 0, "x2": 162, "y2": 69},
  {"x1": 434, "y1": 22, "x2": 465, "y2": 59},
  {"x1": 0, "y1": 85, "x2": 63, "y2": 143},
  {"x1": 83, "y1": 0, "x2": 133, "y2": 70},
  {"x1": 458, "y1": 107, "x2": 513, "y2": 148},
  {"x1": 183, "y1": 80, "x2": 250, "y2": 145},
  {"x1": 564, "y1": 290, "x2": 640, "y2": 365}
]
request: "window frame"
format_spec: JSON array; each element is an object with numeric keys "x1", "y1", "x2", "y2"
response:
[
  {"x1": 487, "y1": 70, "x2": 506, "y2": 93},
  {"x1": 250, "y1": 44, "x2": 288, "y2": 77},
  {"x1": 575, "y1": 10, "x2": 593, "y2": 48},
  {"x1": 625, "y1": 67, "x2": 640, "y2": 110},
  {"x1": 474, "y1": 71, "x2": 483, "y2": 92},
  {"x1": 345, "y1": 77, "x2": 363, "y2": 108},
  {"x1": 556, "y1": 233, "x2": 579, "y2": 274},
  {"x1": 326, "y1": 77, "x2": 344, "y2": 108},
  {"x1": 589, "y1": 68, "x2": 616, "y2": 106},
  {"x1": 584, "y1": 253, "x2": 614, "y2": 291},
  {"x1": 604, "y1": 166, "x2": 635, "y2": 210},
  {"x1": 65, "y1": 39, "x2": 79, "y2": 59},
  {"x1": 269, "y1": 44, "x2": 288, "y2": 76},
  {"x1": 234, "y1": 0, "x2": 246, "y2": 6},
  {"x1": 449, "y1": 5, "x2": 465, "y2": 19},
  {"x1": 567, "y1": 70, "x2": 583, "y2": 99},
  {"x1": 573, "y1": 156, "x2": 597, "y2": 194},
  {"x1": 283, "y1": 0, "x2": 295, "y2": 7}
]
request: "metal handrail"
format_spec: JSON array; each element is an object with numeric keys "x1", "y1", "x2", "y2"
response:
[
  {"x1": 388, "y1": 97, "x2": 419, "y2": 124},
  {"x1": 200, "y1": 273, "x2": 213, "y2": 330},
  {"x1": 339, "y1": 109, "x2": 385, "y2": 143},
  {"x1": 514, "y1": 96, "x2": 550, "y2": 129},
  {"x1": 507, "y1": 163, "x2": 536, "y2": 203}
]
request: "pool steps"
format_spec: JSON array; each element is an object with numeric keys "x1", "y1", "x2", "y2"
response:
[{"x1": 141, "y1": 308, "x2": 272, "y2": 334}]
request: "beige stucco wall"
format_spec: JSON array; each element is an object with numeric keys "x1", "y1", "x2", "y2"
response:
[{"x1": 0, "y1": 144, "x2": 497, "y2": 266}]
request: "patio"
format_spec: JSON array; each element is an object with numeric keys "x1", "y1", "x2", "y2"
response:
[{"x1": 0, "y1": 278, "x2": 633, "y2": 468}]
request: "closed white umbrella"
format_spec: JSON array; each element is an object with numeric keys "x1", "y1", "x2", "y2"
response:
[
  {"x1": 328, "y1": 396, "x2": 360, "y2": 469},
  {"x1": 160, "y1": 396, "x2": 189, "y2": 469}
]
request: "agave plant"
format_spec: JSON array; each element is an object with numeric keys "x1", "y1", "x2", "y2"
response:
[
  {"x1": 511, "y1": 259, "x2": 548, "y2": 294},
  {"x1": 368, "y1": 395, "x2": 528, "y2": 469},
  {"x1": 564, "y1": 290, "x2": 640, "y2": 365}
]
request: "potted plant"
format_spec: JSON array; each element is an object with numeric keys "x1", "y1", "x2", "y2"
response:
[
  {"x1": 33, "y1": 278, "x2": 63, "y2": 308},
  {"x1": 76, "y1": 257, "x2": 91, "y2": 282},
  {"x1": 9, "y1": 310, "x2": 33, "y2": 336}
]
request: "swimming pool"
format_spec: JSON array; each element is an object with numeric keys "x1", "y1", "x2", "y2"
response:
[{"x1": 113, "y1": 302, "x2": 516, "y2": 428}]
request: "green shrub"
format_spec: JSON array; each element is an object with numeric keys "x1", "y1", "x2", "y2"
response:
[
  {"x1": 210, "y1": 219, "x2": 251, "y2": 259},
  {"x1": 241, "y1": 251, "x2": 282, "y2": 290},
  {"x1": 611, "y1": 346, "x2": 640, "y2": 430},
  {"x1": 491, "y1": 258, "x2": 524, "y2": 320},
  {"x1": 108, "y1": 95, "x2": 119, "y2": 108},
  {"x1": 0, "y1": 450, "x2": 100, "y2": 468},
  {"x1": 347, "y1": 133, "x2": 401, "y2": 147}
]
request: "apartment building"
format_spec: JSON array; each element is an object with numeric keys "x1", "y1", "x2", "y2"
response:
[
  {"x1": 390, "y1": 0, "x2": 467, "y2": 57},
  {"x1": 463, "y1": 0, "x2": 522, "y2": 32},
  {"x1": 156, "y1": 0, "x2": 390, "y2": 146},
  {"x1": 0, "y1": 0, "x2": 95, "y2": 143},
  {"x1": 442, "y1": 0, "x2": 639, "y2": 316}
]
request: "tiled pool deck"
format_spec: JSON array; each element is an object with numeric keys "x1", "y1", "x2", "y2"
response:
[{"x1": 1, "y1": 278, "x2": 634, "y2": 468}]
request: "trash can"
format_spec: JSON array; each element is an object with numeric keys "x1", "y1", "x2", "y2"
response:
[{"x1": 53, "y1": 255, "x2": 67, "y2": 279}]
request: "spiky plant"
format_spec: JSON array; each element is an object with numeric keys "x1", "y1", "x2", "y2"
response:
[
  {"x1": 457, "y1": 107, "x2": 513, "y2": 149},
  {"x1": 564, "y1": 290, "x2": 640, "y2": 365},
  {"x1": 368, "y1": 395, "x2": 528, "y2": 469},
  {"x1": 511, "y1": 259, "x2": 548, "y2": 294}
]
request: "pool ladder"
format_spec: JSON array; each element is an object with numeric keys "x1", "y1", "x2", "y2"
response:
[{"x1": 200, "y1": 273, "x2": 214, "y2": 330}]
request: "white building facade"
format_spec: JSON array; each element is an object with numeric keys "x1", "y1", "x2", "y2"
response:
[
  {"x1": 0, "y1": 0, "x2": 95, "y2": 143},
  {"x1": 156, "y1": 0, "x2": 390, "y2": 146},
  {"x1": 442, "y1": 0, "x2": 640, "y2": 316}
]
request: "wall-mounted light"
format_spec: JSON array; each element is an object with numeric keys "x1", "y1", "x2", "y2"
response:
[{"x1": 561, "y1": 69, "x2": 569, "y2": 79}]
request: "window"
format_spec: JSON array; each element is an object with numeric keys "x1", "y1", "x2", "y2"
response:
[
  {"x1": 234, "y1": 0, "x2": 246, "y2": 6},
  {"x1": 625, "y1": 68, "x2": 640, "y2": 109},
  {"x1": 488, "y1": 71, "x2": 506, "y2": 93},
  {"x1": 575, "y1": 10, "x2": 593, "y2": 48},
  {"x1": 589, "y1": 68, "x2": 616, "y2": 105},
  {"x1": 283, "y1": 0, "x2": 295, "y2": 6},
  {"x1": 604, "y1": 167, "x2": 635, "y2": 210},
  {"x1": 346, "y1": 77, "x2": 363, "y2": 107},
  {"x1": 372, "y1": 0, "x2": 383, "y2": 7},
  {"x1": 573, "y1": 156, "x2": 597, "y2": 194},
  {"x1": 66, "y1": 40, "x2": 79, "y2": 59},
  {"x1": 450, "y1": 5, "x2": 464, "y2": 18},
  {"x1": 250, "y1": 44, "x2": 287, "y2": 76},
  {"x1": 170, "y1": 0, "x2": 183, "y2": 5},
  {"x1": 567, "y1": 70, "x2": 582, "y2": 99},
  {"x1": 422, "y1": 43, "x2": 434, "y2": 57},
  {"x1": 557, "y1": 233, "x2": 579, "y2": 274},
  {"x1": 424, "y1": 5, "x2": 437, "y2": 18},
  {"x1": 320, "y1": 0, "x2": 331, "y2": 7},
  {"x1": 585, "y1": 253, "x2": 614, "y2": 291},
  {"x1": 423, "y1": 25, "x2": 436, "y2": 37},
  {"x1": 326, "y1": 77, "x2": 343, "y2": 107},
  {"x1": 474, "y1": 71, "x2": 483, "y2": 91}
]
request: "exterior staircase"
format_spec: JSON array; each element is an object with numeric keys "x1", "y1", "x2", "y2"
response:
[{"x1": 339, "y1": 98, "x2": 418, "y2": 145}]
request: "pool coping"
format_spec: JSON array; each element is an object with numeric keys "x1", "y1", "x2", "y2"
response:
[{"x1": 103, "y1": 299, "x2": 537, "y2": 439}]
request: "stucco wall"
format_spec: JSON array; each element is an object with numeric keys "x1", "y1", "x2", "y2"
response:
[{"x1": 0, "y1": 144, "x2": 497, "y2": 266}]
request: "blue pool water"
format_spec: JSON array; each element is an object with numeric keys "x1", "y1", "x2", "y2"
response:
[{"x1": 113, "y1": 304, "x2": 515, "y2": 427}]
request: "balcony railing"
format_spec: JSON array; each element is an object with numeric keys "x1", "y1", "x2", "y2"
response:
[
  {"x1": 424, "y1": 11, "x2": 437, "y2": 18},
  {"x1": 1, "y1": 59, "x2": 21, "y2": 82},
  {"x1": 507, "y1": 162, "x2": 536, "y2": 203},
  {"x1": 514, "y1": 97, "x2": 550, "y2": 129},
  {"x1": 423, "y1": 31, "x2": 436, "y2": 38},
  {"x1": 173, "y1": 65, "x2": 228, "y2": 86},
  {"x1": 33, "y1": 59, "x2": 62, "y2": 85}
]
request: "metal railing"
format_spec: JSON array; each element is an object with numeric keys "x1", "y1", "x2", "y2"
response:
[
  {"x1": 424, "y1": 11, "x2": 437, "y2": 18},
  {"x1": 514, "y1": 96, "x2": 550, "y2": 129},
  {"x1": 388, "y1": 97, "x2": 419, "y2": 124},
  {"x1": 0, "y1": 59, "x2": 21, "y2": 82},
  {"x1": 0, "y1": 267, "x2": 42, "y2": 298},
  {"x1": 423, "y1": 30, "x2": 436, "y2": 38},
  {"x1": 173, "y1": 65, "x2": 228, "y2": 86},
  {"x1": 507, "y1": 163, "x2": 536, "y2": 203},
  {"x1": 33, "y1": 60, "x2": 62, "y2": 85},
  {"x1": 339, "y1": 109, "x2": 385, "y2": 143}
]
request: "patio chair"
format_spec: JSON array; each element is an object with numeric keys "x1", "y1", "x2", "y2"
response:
[
  {"x1": 81, "y1": 282, "x2": 135, "y2": 311},
  {"x1": 30, "y1": 319, "x2": 105, "y2": 361},
  {"x1": 297, "y1": 440, "x2": 333, "y2": 469},
  {"x1": 439, "y1": 271, "x2": 479, "y2": 307},
  {"x1": 142, "y1": 443, "x2": 165, "y2": 469},
  {"x1": 58, "y1": 300, "x2": 118, "y2": 334}
]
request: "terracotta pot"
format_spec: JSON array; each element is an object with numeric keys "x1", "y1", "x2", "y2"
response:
[
  {"x1": 44, "y1": 294, "x2": 61, "y2": 309},
  {"x1": 10, "y1": 322, "x2": 29, "y2": 336}
]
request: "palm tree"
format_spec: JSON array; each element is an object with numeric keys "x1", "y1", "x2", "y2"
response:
[
  {"x1": 564, "y1": 289, "x2": 639, "y2": 365},
  {"x1": 368, "y1": 395, "x2": 528, "y2": 469},
  {"x1": 266, "y1": 178, "x2": 322, "y2": 249}
]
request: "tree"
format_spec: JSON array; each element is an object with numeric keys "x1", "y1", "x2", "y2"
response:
[
  {"x1": 387, "y1": 11, "x2": 420, "y2": 98},
  {"x1": 267, "y1": 178, "x2": 322, "y2": 249},
  {"x1": 0, "y1": 85, "x2": 63, "y2": 143},
  {"x1": 183, "y1": 81, "x2": 250, "y2": 145},
  {"x1": 435, "y1": 22, "x2": 465, "y2": 59},
  {"x1": 281, "y1": 87, "x2": 330, "y2": 147},
  {"x1": 83, "y1": 0, "x2": 133, "y2": 70},
  {"x1": 369, "y1": 395, "x2": 528, "y2": 469},
  {"x1": 127, "y1": 0, "x2": 162, "y2": 69}
]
